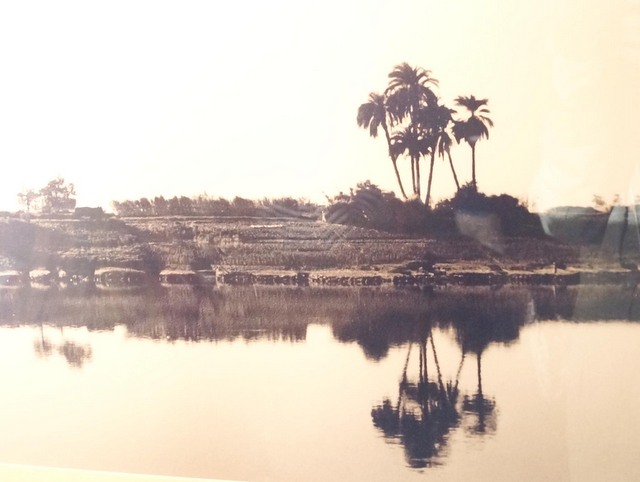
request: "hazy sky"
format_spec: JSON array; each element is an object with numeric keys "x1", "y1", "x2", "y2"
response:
[{"x1": 1, "y1": 0, "x2": 638, "y2": 212}]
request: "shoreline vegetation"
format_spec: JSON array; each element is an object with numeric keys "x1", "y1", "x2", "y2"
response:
[{"x1": 1, "y1": 187, "x2": 639, "y2": 289}]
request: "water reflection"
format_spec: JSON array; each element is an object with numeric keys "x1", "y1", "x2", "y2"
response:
[
  {"x1": 32, "y1": 323, "x2": 92, "y2": 367},
  {"x1": 0, "y1": 286, "x2": 640, "y2": 476},
  {"x1": 2, "y1": 284, "x2": 639, "y2": 346},
  {"x1": 372, "y1": 331, "x2": 461, "y2": 468},
  {"x1": 33, "y1": 324, "x2": 53, "y2": 358},
  {"x1": 369, "y1": 288, "x2": 523, "y2": 468},
  {"x1": 460, "y1": 353, "x2": 496, "y2": 437}
]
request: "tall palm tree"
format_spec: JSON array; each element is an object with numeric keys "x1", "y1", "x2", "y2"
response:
[
  {"x1": 390, "y1": 126, "x2": 430, "y2": 197},
  {"x1": 418, "y1": 102, "x2": 460, "y2": 207},
  {"x1": 452, "y1": 95, "x2": 493, "y2": 191},
  {"x1": 433, "y1": 107, "x2": 460, "y2": 193},
  {"x1": 357, "y1": 92, "x2": 408, "y2": 199},
  {"x1": 384, "y1": 63, "x2": 438, "y2": 200}
]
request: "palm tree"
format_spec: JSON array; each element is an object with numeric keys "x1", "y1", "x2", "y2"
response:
[
  {"x1": 452, "y1": 95, "x2": 493, "y2": 191},
  {"x1": 418, "y1": 102, "x2": 460, "y2": 206},
  {"x1": 390, "y1": 126, "x2": 430, "y2": 197},
  {"x1": 385, "y1": 63, "x2": 438, "y2": 123},
  {"x1": 357, "y1": 93, "x2": 408, "y2": 199},
  {"x1": 433, "y1": 108, "x2": 460, "y2": 193},
  {"x1": 384, "y1": 64, "x2": 439, "y2": 200}
]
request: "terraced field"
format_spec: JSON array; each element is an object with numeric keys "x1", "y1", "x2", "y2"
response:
[{"x1": 0, "y1": 214, "x2": 584, "y2": 279}]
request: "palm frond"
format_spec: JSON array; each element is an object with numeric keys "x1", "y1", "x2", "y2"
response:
[
  {"x1": 390, "y1": 126, "x2": 430, "y2": 159},
  {"x1": 478, "y1": 115, "x2": 494, "y2": 128},
  {"x1": 454, "y1": 95, "x2": 489, "y2": 115},
  {"x1": 385, "y1": 63, "x2": 439, "y2": 116},
  {"x1": 386, "y1": 89, "x2": 411, "y2": 123},
  {"x1": 357, "y1": 92, "x2": 389, "y2": 138}
]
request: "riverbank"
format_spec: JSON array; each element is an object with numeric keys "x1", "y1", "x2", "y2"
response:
[{"x1": 0, "y1": 214, "x2": 637, "y2": 287}]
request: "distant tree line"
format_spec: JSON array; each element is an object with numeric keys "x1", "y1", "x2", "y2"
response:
[{"x1": 111, "y1": 194, "x2": 321, "y2": 219}]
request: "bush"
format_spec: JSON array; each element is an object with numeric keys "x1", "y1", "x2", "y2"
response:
[
  {"x1": 326, "y1": 181, "x2": 429, "y2": 233},
  {"x1": 433, "y1": 184, "x2": 543, "y2": 238},
  {"x1": 326, "y1": 182, "x2": 544, "y2": 238}
]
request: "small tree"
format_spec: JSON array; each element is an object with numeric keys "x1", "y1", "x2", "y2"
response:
[
  {"x1": 40, "y1": 178, "x2": 76, "y2": 214},
  {"x1": 17, "y1": 189, "x2": 40, "y2": 214}
]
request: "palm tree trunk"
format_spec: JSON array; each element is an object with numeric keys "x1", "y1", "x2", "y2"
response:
[
  {"x1": 425, "y1": 151, "x2": 436, "y2": 207},
  {"x1": 392, "y1": 158, "x2": 408, "y2": 200},
  {"x1": 471, "y1": 143, "x2": 477, "y2": 190},
  {"x1": 383, "y1": 125, "x2": 408, "y2": 199},
  {"x1": 410, "y1": 158, "x2": 417, "y2": 196},
  {"x1": 447, "y1": 150, "x2": 460, "y2": 191},
  {"x1": 415, "y1": 156, "x2": 421, "y2": 198}
]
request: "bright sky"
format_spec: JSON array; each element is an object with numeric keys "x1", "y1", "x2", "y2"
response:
[{"x1": 0, "y1": 0, "x2": 638, "y2": 212}]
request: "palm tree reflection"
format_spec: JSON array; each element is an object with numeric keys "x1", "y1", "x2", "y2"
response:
[
  {"x1": 371, "y1": 291, "x2": 526, "y2": 468},
  {"x1": 453, "y1": 296, "x2": 521, "y2": 437},
  {"x1": 461, "y1": 351, "x2": 496, "y2": 436},
  {"x1": 33, "y1": 323, "x2": 54, "y2": 358},
  {"x1": 371, "y1": 327, "x2": 461, "y2": 468}
]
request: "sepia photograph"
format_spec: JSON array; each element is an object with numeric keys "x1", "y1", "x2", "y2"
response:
[{"x1": 1, "y1": 1, "x2": 639, "y2": 481}]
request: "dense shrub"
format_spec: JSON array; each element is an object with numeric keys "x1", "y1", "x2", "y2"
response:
[
  {"x1": 326, "y1": 181, "x2": 543, "y2": 238},
  {"x1": 433, "y1": 184, "x2": 544, "y2": 238}
]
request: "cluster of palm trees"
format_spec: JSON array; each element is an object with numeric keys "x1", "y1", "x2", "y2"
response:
[{"x1": 357, "y1": 63, "x2": 493, "y2": 206}]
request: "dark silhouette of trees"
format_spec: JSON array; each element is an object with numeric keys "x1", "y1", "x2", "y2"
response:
[
  {"x1": 419, "y1": 101, "x2": 459, "y2": 206},
  {"x1": 432, "y1": 185, "x2": 543, "y2": 238},
  {"x1": 385, "y1": 63, "x2": 438, "y2": 120},
  {"x1": 324, "y1": 181, "x2": 542, "y2": 238},
  {"x1": 325, "y1": 181, "x2": 432, "y2": 233},
  {"x1": 385, "y1": 63, "x2": 438, "y2": 201},
  {"x1": 357, "y1": 93, "x2": 408, "y2": 199},
  {"x1": 390, "y1": 127, "x2": 429, "y2": 197},
  {"x1": 358, "y1": 63, "x2": 487, "y2": 207},
  {"x1": 452, "y1": 95, "x2": 494, "y2": 191}
]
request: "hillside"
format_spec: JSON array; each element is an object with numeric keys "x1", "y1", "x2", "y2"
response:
[{"x1": 1, "y1": 215, "x2": 582, "y2": 278}]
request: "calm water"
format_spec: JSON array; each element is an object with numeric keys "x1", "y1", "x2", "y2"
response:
[{"x1": 0, "y1": 286, "x2": 639, "y2": 481}]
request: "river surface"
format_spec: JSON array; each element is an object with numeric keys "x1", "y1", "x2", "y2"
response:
[{"x1": 0, "y1": 285, "x2": 639, "y2": 481}]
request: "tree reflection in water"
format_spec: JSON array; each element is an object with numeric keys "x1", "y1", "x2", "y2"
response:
[
  {"x1": 372, "y1": 327, "x2": 461, "y2": 468},
  {"x1": 33, "y1": 323, "x2": 92, "y2": 368},
  {"x1": 3, "y1": 283, "x2": 639, "y2": 460},
  {"x1": 371, "y1": 289, "x2": 526, "y2": 468},
  {"x1": 56, "y1": 340, "x2": 92, "y2": 368},
  {"x1": 33, "y1": 323, "x2": 54, "y2": 358},
  {"x1": 461, "y1": 353, "x2": 496, "y2": 436}
]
